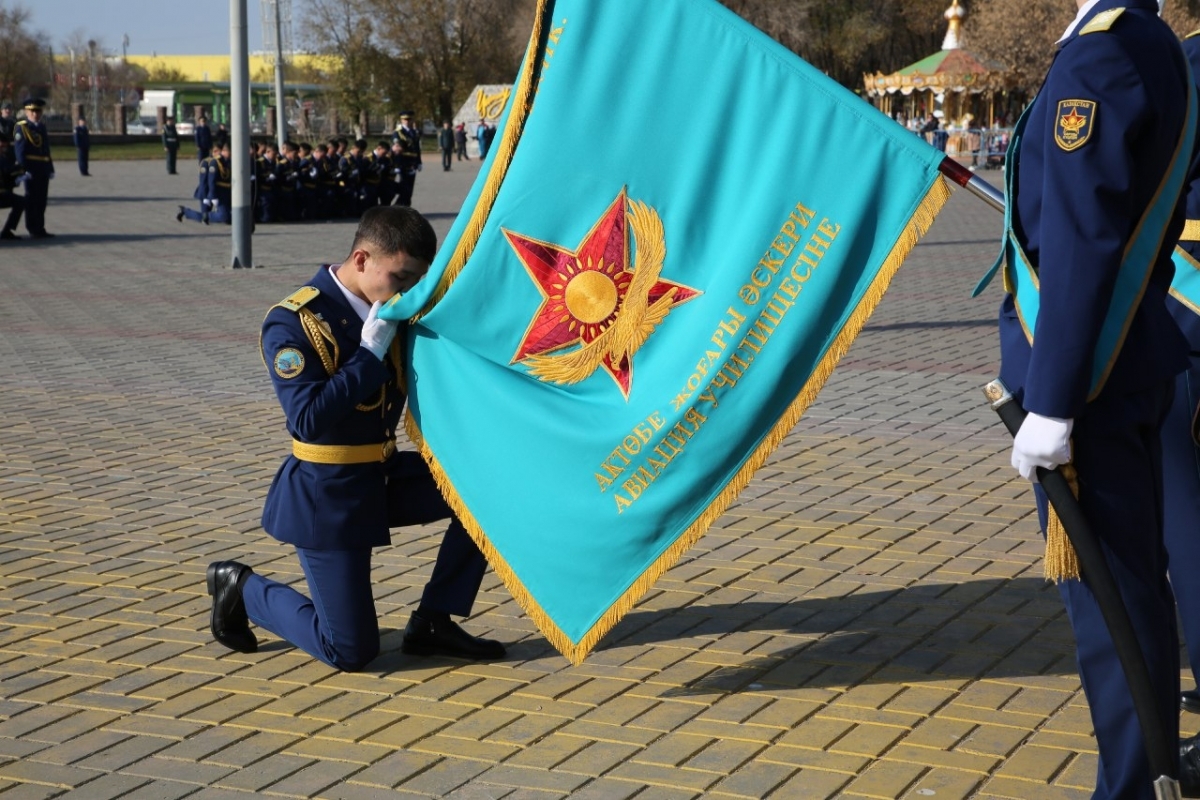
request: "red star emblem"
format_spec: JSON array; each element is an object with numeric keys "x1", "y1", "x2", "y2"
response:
[
  {"x1": 1060, "y1": 107, "x2": 1087, "y2": 134},
  {"x1": 504, "y1": 189, "x2": 699, "y2": 395}
]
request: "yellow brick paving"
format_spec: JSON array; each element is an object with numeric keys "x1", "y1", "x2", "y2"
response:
[{"x1": 0, "y1": 159, "x2": 1192, "y2": 799}]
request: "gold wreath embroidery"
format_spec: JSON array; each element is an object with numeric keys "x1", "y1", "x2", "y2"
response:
[{"x1": 521, "y1": 201, "x2": 676, "y2": 386}]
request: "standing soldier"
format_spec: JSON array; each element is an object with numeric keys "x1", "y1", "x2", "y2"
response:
[
  {"x1": 976, "y1": 1, "x2": 1195, "y2": 797},
  {"x1": 392, "y1": 112, "x2": 422, "y2": 206},
  {"x1": 162, "y1": 116, "x2": 180, "y2": 175},
  {"x1": 13, "y1": 98, "x2": 53, "y2": 239},
  {"x1": 73, "y1": 117, "x2": 90, "y2": 177},
  {"x1": 438, "y1": 121, "x2": 454, "y2": 172},
  {"x1": 1165, "y1": 26, "x2": 1200, "y2": 795},
  {"x1": 337, "y1": 139, "x2": 367, "y2": 217},
  {"x1": 364, "y1": 140, "x2": 391, "y2": 208},
  {"x1": 278, "y1": 141, "x2": 302, "y2": 222},
  {"x1": 256, "y1": 142, "x2": 280, "y2": 223},
  {"x1": 194, "y1": 114, "x2": 212, "y2": 163}
]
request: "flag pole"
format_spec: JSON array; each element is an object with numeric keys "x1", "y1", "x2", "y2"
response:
[{"x1": 937, "y1": 157, "x2": 1004, "y2": 212}]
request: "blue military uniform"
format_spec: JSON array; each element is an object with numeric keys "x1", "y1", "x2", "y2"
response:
[
  {"x1": 241, "y1": 266, "x2": 488, "y2": 670},
  {"x1": 391, "y1": 119, "x2": 422, "y2": 207},
  {"x1": 194, "y1": 119, "x2": 212, "y2": 163},
  {"x1": 72, "y1": 121, "x2": 89, "y2": 176},
  {"x1": 987, "y1": 3, "x2": 1193, "y2": 796},
  {"x1": 207, "y1": 154, "x2": 232, "y2": 224},
  {"x1": 162, "y1": 120, "x2": 179, "y2": 174},
  {"x1": 180, "y1": 154, "x2": 214, "y2": 223},
  {"x1": 1165, "y1": 29, "x2": 1200, "y2": 724},
  {"x1": 12, "y1": 99, "x2": 53, "y2": 238}
]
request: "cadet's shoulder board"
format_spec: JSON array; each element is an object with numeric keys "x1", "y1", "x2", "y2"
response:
[
  {"x1": 277, "y1": 286, "x2": 320, "y2": 312},
  {"x1": 1055, "y1": 99, "x2": 1097, "y2": 152},
  {"x1": 1079, "y1": 8, "x2": 1124, "y2": 36},
  {"x1": 1187, "y1": 29, "x2": 1200, "y2": 40}
]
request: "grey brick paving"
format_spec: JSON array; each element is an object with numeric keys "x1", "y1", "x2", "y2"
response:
[{"x1": 0, "y1": 157, "x2": 1152, "y2": 798}]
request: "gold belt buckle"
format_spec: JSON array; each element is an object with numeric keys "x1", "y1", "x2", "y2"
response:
[{"x1": 382, "y1": 439, "x2": 396, "y2": 460}]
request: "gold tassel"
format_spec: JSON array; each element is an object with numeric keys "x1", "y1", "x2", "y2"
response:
[{"x1": 1044, "y1": 462, "x2": 1081, "y2": 582}]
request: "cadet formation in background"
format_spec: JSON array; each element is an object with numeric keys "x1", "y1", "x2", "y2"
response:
[
  {"x1": 0, "y1": 99, "x2": 502, "y2": 237},
  {"x1": 174, "y1": 113, "x2": 497, "y2": 227}
]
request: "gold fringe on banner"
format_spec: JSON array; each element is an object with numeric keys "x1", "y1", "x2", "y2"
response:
[
  {"x1": 1044, "y1": 461, "x2": 1082, "y2": 582},
  {"x1": 407, "y1": 175, "x2": 954, "y2": 664}
]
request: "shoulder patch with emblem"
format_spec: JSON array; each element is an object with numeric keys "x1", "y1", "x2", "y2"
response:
[
  {"x1": 273, "y1": 348, "x2": 305, "y2": 379},
  {"x1": 277, "y1": 285, "x2": 320, "y2": 312},
  {"x1": 1055, "y1": 99, "x2": 1097, "y2": 152},
  {"x1": 1079, "y1": 7, "x2": 1124, "y2": 36}
]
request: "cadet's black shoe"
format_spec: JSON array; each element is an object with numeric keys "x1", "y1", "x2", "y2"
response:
[
  {"x1": 30, "y1": 231, "x2": 54, "y2": 238},
  {"x1": 202, "y1": 212, "x2": 209, "y2": 226},
  {"x1": 206, "y1": 561, "x2": 257, "y2": 653},
  {"x1": 0, "y1": 229, "x2": 18, "y2": 240},
  {"x1": 1182, "y1": 735, "x2": 1200, "y2": 797},
  {"x1": 401, "y1": 611, "x2": 505, "y2": 660},
  {"x1": 1184, "y1": 690, "x2": 1200, "y2": 715},
  {"x1": 175, "y1": 206, "x2": 185, "y2": 222}
]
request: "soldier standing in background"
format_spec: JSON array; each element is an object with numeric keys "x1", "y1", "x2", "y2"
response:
[
  {"x1": 13, "y1": 98, "x2": 53, "y2": 239},
  {"x1": 162, "y1": 116, "x2": 180, "y2": 175},
  {"x1": 73, "y1": 117, "x2": 90, "y2": 177},
  {"x1": 392, "y1": 113, "x2": 422, "y2": 207},
  {"x1": 194, "y1": 114, "x2": 212, "y2": 163}
]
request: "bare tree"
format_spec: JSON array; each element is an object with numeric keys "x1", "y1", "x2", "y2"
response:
[
  {"x1": 302, "y1": 0, "x2": 387, "y2": 132},
  {"x1": 368, "y1": 0, "x2": 526, "y2": 123},
  {"x1": 961, "y1": 0, "x2": 1072, "y2": 93},
  {"x1": 0, "y1": 3, "x2": 49, "y2": 106}
]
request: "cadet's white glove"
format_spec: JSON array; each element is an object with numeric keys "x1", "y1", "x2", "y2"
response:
[
  {"x1": 360, "y1": 300, "x2": 398, "y2": 360},
  {"x1": 1011, "y1": 412, "x2": 1073, "y2": 482}
]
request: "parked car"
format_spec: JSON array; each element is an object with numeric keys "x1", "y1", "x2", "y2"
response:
[
  {"x1": 176, "y1": 120, "x2": 195, "y2": 135},
  {"x1": 125, "y1": 119, "x2": 157, "y2": 135}
]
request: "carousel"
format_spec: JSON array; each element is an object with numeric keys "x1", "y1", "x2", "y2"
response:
[{"x1": 863, "y1": 0, "x2": 1017, "y2": 139}]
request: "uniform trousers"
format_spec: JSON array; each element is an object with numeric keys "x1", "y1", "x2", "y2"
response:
[
  {"x1": 23, "y1": 168, "x2": 49, "y2": 235},
  {"x1": 242, "y1": 451, "x2": 488, "y2": 671},
  {"x1": 396, "y1": 172, "x2": 415, "y2": 207},
  {"x1": 0, "y1": 193, "x2": 24, "y2": 233},
  {"x1": 76, "y1": 150, "x2": 88, "y2": 176},
  {"x1": 1032, "y1": 378, "x2": 1178, "y2": 800},
  {"x1": 1164, "y1": 360, "x2": 1200, "y2": 689},
  {"x1": 165, "y1": 147, "x2": 178, "y2": 174}
]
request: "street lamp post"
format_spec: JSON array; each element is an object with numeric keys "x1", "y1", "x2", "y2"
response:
[{"x1": 87, "y1": 40, "x2": 98, "y2": 130}]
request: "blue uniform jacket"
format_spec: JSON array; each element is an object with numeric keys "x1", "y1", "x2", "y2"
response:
[
  {"x1": 1172, "y1": 32, "x2": 1200, "y2": 353},
  {"x1": 260, "y1": 266, "x2": 406, "y2": 550},
  {"x1": 999, "y1": 0, "x2": 1191, "y2": 418},
  {"x1": 72, "y1": 125, "x2": 89, "y2": 151},
  {"x1": 194, "y1": 123, "x2": 212, "y2": 154},
  {"x1": 12, "y1": 118, "x2": 52, "y2": 175}
]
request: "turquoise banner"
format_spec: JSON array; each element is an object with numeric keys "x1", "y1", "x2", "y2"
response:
[{"x1": 381, "y1": 0, "x2": 950, "y2": 662}]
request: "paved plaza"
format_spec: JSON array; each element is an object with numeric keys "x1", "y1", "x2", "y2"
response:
[{"x1": 0, "y1": 156, "x2": 1189, "y2": 799}]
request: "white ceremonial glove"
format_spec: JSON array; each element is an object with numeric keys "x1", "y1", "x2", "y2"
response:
[
  {"x1": 360, "y1": 300, "x2": 398, "y2": 360},
  {"x1": 17, "y1": 173, "x2": 29, "y2": 185},
  {"x1": 210, "y1": 199, "x2": 219, "y2": 208},
  {"x1": 1011, "y1": 412, "x2": 1073, "y2": 482}
]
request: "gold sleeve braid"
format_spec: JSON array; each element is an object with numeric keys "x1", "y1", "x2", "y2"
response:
[{"x1": 260, "y1": 286, "x2": 404, "y2": 415}]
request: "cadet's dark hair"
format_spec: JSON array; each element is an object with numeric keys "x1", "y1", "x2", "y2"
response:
[{"x1": 351, "y1": 206, "x2": 437, "y2": 265}]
